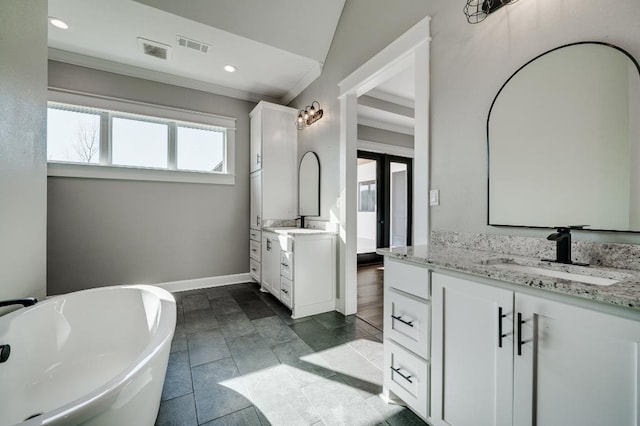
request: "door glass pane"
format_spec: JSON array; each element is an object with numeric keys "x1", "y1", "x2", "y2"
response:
[
  {"x1": 390, "y1": 162, "x2": 408, "y2": 246},
  {"x1": 112, "y1": 117, "x2": 168, "y2": 168},
  {"x1": 47, "y1": 107, "x2": 101, "y2": 164},
  {"x1": 357, "y1": 158, "x2": 377, "y2": 254}
]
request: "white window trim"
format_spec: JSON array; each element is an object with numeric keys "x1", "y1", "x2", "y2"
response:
[{"x1": 47, "y1": 88, "x2": 237, "y2": 185}]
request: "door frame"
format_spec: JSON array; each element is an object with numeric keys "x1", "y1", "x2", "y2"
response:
[
  {"x1": 337, "y1": 17, "x2": 431, "y2": 315},
  {"x1": 357, "y1": 150, "x2": 413, "y2": 265}
]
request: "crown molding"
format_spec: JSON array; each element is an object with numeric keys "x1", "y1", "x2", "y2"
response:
[{"x1": 280, "y1": 61, "x2": 323, "y2": 105}]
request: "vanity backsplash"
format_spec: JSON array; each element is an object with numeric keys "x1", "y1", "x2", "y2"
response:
[{"x1": 430, "y1": 231, "x2": 640, "y2": 271}]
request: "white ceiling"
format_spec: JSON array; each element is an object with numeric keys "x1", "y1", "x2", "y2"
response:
[
  {"x1": 48, "y1": 0, "x2": 346, "y2": 103},
  {"x1": 359, "y1": 65, "x2": 415, "y2": 135}
]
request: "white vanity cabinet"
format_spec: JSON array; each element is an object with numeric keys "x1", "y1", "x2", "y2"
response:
[
  {"x1": 431, "y1": 271, "x2": 640, "y2": 426},
  {"x1": 262, "y1": 230, "x2": 336, "y2": 318},
  {"x1": 382, "y1": 258, "x2": 430, "y2": 420}
]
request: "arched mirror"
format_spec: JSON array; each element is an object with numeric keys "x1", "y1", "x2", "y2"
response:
[
  {"x1": 299, "y1": 151, "x2": 320, "y2": 218},
  {"x1": 488, "y1": 42, "x2": 640, "y2": 231}
]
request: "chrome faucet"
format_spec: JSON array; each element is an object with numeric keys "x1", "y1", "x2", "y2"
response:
[{"x1": 543, "y1": 226, "x2": 588, "y2": 266}]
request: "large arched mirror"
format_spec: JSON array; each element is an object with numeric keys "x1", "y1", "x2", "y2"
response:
[
  {"x1": 488, "y1": 42, "x2": 640, "y2": 231},
  {"x1": 299, "y1": 151, "x2": 320, "y2": 218}
]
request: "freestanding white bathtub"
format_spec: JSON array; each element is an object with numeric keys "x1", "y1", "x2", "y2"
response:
[{"x1": 0, "y1": 285, "x2": 176, "y2": 426}]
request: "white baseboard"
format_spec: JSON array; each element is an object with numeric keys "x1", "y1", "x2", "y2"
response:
[{"x1": 151, "y1": 273, "x2": 253, "y2": 293}]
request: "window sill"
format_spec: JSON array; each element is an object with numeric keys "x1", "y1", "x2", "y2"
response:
[{"x1": 47, "y1": 162, "x2": 235, "y2": 185}]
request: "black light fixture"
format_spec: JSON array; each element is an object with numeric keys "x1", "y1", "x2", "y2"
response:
[
  {"x1": 295, "y1": 101, "x2": 324, "y2": 130},
  {"x1": 464, "y1": 0, "x2": 518, "y2": 24}
]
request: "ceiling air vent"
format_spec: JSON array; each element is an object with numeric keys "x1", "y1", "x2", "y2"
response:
[
  {"x1": 137, "y1": 37, "x2": 171, "y2": 60},
  {"x1": 177, "y1": 35, "x2": 210, "y2": 54}
]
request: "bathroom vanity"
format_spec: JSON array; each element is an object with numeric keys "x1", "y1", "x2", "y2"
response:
[
  {"x1": 262, "y1": 227, "x2": 336, "y2": 318},
  {"x1": 379, "y1": 244, "x2": 640, "y2": 425}
]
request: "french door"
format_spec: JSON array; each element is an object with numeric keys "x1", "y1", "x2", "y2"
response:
[{"x1": 357, "y1": 151, "x2": 412, "y2": 264}]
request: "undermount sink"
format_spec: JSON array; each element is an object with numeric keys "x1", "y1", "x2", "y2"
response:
[{"x1": 484, "y1": 258, "x2": 632, "y2": 286}]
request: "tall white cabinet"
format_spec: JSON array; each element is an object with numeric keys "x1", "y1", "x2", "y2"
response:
[{"x1": 249, "y1": 101, "x2": 297, "y2": 283}]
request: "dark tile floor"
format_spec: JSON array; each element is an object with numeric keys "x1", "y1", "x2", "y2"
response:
[{"x1": 155, "y1": 282, "x2": 425, "y2": 426}]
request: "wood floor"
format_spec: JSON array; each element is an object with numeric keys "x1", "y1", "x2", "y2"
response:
[{"x1": 356, "y1": 263, "x2": 384, "y2": 331}]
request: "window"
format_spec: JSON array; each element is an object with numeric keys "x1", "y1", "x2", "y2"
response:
[
  {"x1": 358, "y1": 180, "x2": 376, "y2": 212},
  {"x1": 177, "y1": 125, "x2": 225, "y2": 172},
  {"x1": 47, "y1": 107, "x2": 101, "y2": 164},
  {"x1": 46, "y1": 93, "x2": 236, "y2": 185}
]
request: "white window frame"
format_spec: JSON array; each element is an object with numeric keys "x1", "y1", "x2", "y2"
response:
[{"x1": 47, "y1": 88, "x2": 236, "y2": 185}]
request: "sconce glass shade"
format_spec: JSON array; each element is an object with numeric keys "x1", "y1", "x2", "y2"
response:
[{"x1": 464, "y1": 0, "x2": 489, "y2": 24}]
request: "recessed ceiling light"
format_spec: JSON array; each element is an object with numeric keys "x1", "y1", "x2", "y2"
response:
[
  {"x1": 224, "y1": 65, "x2": 237, "y2": 73},
  {"x1": 49, "y1": 17, "x2": 69, "y2": 29}
]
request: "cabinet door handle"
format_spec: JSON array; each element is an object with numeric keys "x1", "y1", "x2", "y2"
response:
[
  {"x1": 281, "y1": 262, "x2": 288, "y2": 268},
  {"x1": 256, "y1": 215, "x2": 261, "y2": 227},
  {"x1": 517, "y1": 312, "x2": 528, "y2": 356},
  {"x1": 251, "y1": 248, "x2": 257, "y2": 252},
  {"x1": 266, "y1": 239, "x2": 271, "y2": 251},
  {"x1": 282, "y1": 288, "x2": 289, "y2": 294},
  {"x1": 498, "y1": 307, "x2": 508, "y2": 348},
  {"x1": 251, "y1": 268, "x2": 257, "y2": 272},
  {"x1": 257, "y1": 153, "x2": 261, "y2": 165},
  {"x1": 390, "y1": 366, "x2": 413, "y2": 384},
  {"x1": 391, "y1": 315, "x2": 414, "y2": 327}
]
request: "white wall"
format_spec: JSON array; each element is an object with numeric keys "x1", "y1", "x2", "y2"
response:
[
  {"x1": 292, "y1": 0, "x2": 640, "y2": 244},
  {"x1": 0, "y1": 0, "x2": 47, "y2": 303}
]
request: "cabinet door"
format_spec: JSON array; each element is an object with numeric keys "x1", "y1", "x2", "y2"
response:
[
  {"x1": 250, "y1": 171, "x2": 262, "y2": 230},
  {"x1": 431, "y1": 272, "x2": 514, "y2": 426},
  {"x1": 514, "y1": 294, "x2": 640, "y2": 426},
  {"x1": 261, "y1": 235, "x2": 272, "y2": 292},
  {"x1": 250, "y1": 108, "x2": 262, "y2": 172},
  {"x1": 262, "y1": 234, "x2": 281, "y2": 298}
]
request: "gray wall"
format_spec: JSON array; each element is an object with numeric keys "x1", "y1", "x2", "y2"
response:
[
  {"x1": 47, "y1": 62, "x2": 255, "y2": 294},
  {"x1": 292, "y1": 0, "x2": 640, "y2": 244},
  {"x1": 0, "y1": 0, "x2": 47, "y2": 304}
]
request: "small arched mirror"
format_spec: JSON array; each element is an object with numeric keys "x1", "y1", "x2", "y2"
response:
[
  {"x1": 488, "y1": 42, "x2": 640, "y2": 231},
  {"x1": 299, "y1": 151, "x2": 320, "y2": 218}
]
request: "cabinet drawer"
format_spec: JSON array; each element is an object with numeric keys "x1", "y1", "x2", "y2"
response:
[
  {"x1": 384, "y1": 339, "x2": 429, "y2": 419},
  {"x1": 280, "y1": 251, "x2": 293, "y2": 280},
  {"x1": 280, "y1": 276, "x2": 292, "y2": 308},
  {"x1": 250, "y1": 240, "x2": 261, "y2": 261},
  {"x1": 249, "y1": 229, "x2": 262, "y2": 242},
  {"x1": 250, "y1": 258, "x2": 261, "y2": 282},
  {"x1": 385, "y1": 289, "x2": 430, "y2": 359},
  {"x1": 384, "y1": 258, "x2": 429, "y2": 299}
]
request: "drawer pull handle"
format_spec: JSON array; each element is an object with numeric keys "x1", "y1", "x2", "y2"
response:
[
  {"x1": 391, "y1": 315, "x2": 414, "y2": 327},
  {"x1": 251, "y1": 248, "x2": 257, "y2": 252},
  {"x1": 251, "y1": 268, "x2": 257, "y2": 272},
  {"x1": 281, "y1": 262, "x2": 288, "y2": 267},
  {"x1": 390, "y1": 366, "x2": 413, "y2": 384},
  {"x1": 282, "y1": 288, "x2": 289, "y2": 294}
]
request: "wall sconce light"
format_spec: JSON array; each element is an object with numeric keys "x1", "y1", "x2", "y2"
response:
[
  {"x1": 464, "y1": 0, "x2": 518, "y2": 24},
  {"x1": 295, "y1": 101, "x2": 324, "y2": 130}
]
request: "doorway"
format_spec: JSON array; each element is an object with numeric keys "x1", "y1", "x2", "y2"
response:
[
  {"x1": 357, "y1": 151, "x2": 413, "y2": 264},
  {"x1": 356, "y1": 151, "x2": 412, "y2": 329}
]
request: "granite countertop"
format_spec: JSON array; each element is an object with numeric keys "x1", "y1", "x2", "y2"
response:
[
  {"x1": 377, "y1": 245, "x2": 640, "y2": 310},
  {"x1": 262, "y1": 226, "x2": 337, "y2": 236}
]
